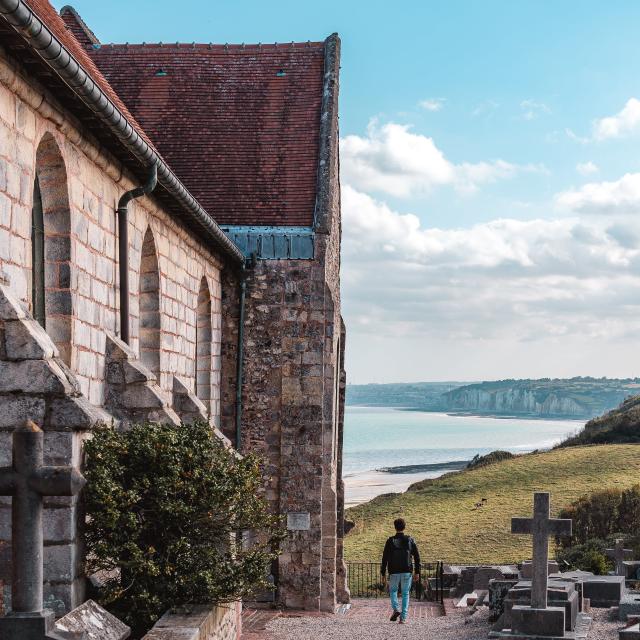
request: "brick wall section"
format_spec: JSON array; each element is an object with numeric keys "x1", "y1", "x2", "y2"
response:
[
  {"x1": 143, "y1": 602, "x2": 241, "y2": 640},
  {"x1": 0, "y1": 41, "x2": 229, "y2": 615},
  {"x1": 0, "y1": 48, "x2": 224, "y2": 415}
]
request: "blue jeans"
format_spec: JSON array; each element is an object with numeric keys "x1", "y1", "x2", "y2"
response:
[{"x1": 389, "y1": 572, "x2": 412, "y2": 620}]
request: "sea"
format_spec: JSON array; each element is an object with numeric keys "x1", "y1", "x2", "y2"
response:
[{"x1": 343, "y1": 406, "x2": 584, "y2": 507}]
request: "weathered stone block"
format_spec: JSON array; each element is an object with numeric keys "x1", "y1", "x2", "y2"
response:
[
  {"x1": 48, "y1": 396, "x2": 112, "y2": 431},
  {"x1": 0, "y1": 283, "x2": 26, "y2": 320},
  {"x1": 0, "y1": 360, "x2": 73, "y2": 394},
  {"x1": 120, "y1": 384, "x2": 168, "y2": 410},
  {"x1": 581, "y1": 575, "x2": 625, "y2": 608},
  {"x1": 620, "y1": 593, "x2": 640, "y2": 621},
  {"x1": 55, "y1": 599, "x2": 131, "y2": 639},
  {"x1": 44, "y1": 542, "x2": 82, "y2": 583},
  {"x1": 43, "y1": 506, "x2": 78, "y2": 544},
  {"x1": 44, "y1": 578, "x2": 86, "y2": 618},
  {"x1": 3, "y1": 317, "x2": 59, "y2": 360},
  {"x1": 172, "y1": 376, "x2": 208, "y2": 424},
  {"x1": 620, "y1": 623, "x2": 640, "y2": 640},
  {"x1": 0, "y1": 396, "x2": 46, "y2": 430},
  {"x1": 43, "y1": 431, "x2": 80, "y2": 466},
  {"x1": 510, "y1": 605, "x2": 565, "y2": 637}
]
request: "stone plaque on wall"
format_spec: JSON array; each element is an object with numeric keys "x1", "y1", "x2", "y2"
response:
[{"x1": 287, "y1": 512, "x2": 311, "y2": 531}]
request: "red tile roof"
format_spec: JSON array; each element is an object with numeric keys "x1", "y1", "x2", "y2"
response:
[
  {"x1": 85, "y1": 42, "x2": 325, "y2": 227},
  {"x1": 22, "y1": 0, "x2": 156, "y2": 153},
  {"x1": 59, "y1": 4, "x2": 100, "y2": 48}
]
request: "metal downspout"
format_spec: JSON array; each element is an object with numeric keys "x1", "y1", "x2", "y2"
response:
[
  {"x1": 235, "y1": 266, "x2": 247, "y2": 450},
  {"x1": 117, "y1": 163, "x2": 157, "y2": 344}
]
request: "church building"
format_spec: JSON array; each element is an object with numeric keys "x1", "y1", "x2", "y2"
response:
[{"x1": 0, "y1": 0, "x2": 346, "y2": 615}]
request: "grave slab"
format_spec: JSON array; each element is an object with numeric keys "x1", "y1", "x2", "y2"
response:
[
  {"x1": 522, "y1": 561, "x2": 560, "y2": 580},
  {"x1": 489, "y1": 612, "x2": 591, "y2": 640},
  {"x1": 505, "y1": 581, "x2": 579, "y2": 632},
  {"x1": 620, "y1": 623, "x2": 640, "y2": 640},
  {"x1": 623, "y1": 562, "x2": 640, "y2": 581},
  {"x1": 619, "y1": 593, "x2": 640, "y2": 622},
  {"x1": 54, "y1": 600, "x2": 130, "y2": 640},
  {"x1": 580, "y1": 575, "x2": 625, "y2": 608}
]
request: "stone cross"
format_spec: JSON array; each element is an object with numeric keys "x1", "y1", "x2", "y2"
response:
[
  {"x1": 606, "y1": 539, "x2": 633, "y2": 576},
  {"x1": 0, "y1": 421, "x2": 85, "y2": 639},
  {"x1": 512, "y1": 492, "x2": 572, "y2": 609}
]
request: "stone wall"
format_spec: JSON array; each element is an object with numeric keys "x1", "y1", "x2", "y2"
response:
[
  {"x1": 0, "y1": 44, "x2": 230, "y2": 614},
  {"x1": 0, "y1": 284, "x2": 111, "y2": 614},
  {"x1": 0, "y1": 47, "x2": 224, "y2": 416},
  {"x1": 219, "y1": 35, "x2": 346, "y2": 612},
  {"x1": 143, "y1": 602, "x2": 241, "y2": 640}
]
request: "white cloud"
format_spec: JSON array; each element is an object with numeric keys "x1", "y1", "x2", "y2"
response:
[
  {"x1": 341, "y1": 185, "x2": 640, "y2": 381},
  {"x1": 340, "y1": 121, "x2": 547, "y2": 198},
  {"x1": 419, "y1": 98, "x2": 445, "y2": 112},
  {"x1": 576, "y1": 161, "x2": 599, "y2": 176},
  {"x1": 556, "y1": 172, "x2": 640, "y2": 215},
  {"x1": 593, "y1": 98, "x2": 640, "y2": 140},
  {"x1": 565, "y1": 128, "x2": 590, "y2": 145},
  {"x1": 520, "y1": 99, "x2": 551, "y2": 120}
]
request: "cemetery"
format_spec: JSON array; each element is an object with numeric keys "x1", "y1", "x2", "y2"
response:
[{"x1": 248, "y1": 491, "x2": 640, "y2": 639}]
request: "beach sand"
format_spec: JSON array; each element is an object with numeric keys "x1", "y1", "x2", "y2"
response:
[{"x1": 345, "y1": 469, "x2": 437, "y2": 508}]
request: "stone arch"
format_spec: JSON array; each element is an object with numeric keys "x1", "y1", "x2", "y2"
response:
[
  {"x1": 33, "y1": 133, "x2": 73, "y2": 366},
  {"x1": 196, "y1": 276, "x2": 213, "y2": 413},
  {"x1": 139, "y1": 226, "x2": 161, "y2": 377}
]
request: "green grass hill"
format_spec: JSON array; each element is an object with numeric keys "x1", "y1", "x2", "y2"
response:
[
  {"x1": 345, "y1": 444, "x2": 640, "y2": 564},
  {"x1": 560, "y1": 395, "x2": 640, "y2": 447}
]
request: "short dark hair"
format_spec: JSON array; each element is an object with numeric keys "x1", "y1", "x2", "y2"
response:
[{"x1": 394, "y1": 518, "x2": 406, "y2": 531}]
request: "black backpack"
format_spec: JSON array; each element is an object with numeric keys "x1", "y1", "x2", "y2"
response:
[{"x1": 389, "y1": 535, "x2": 412, "y2": 572}]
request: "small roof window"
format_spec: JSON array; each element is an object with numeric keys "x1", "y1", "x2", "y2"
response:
[
  {"x1": 155, "y1": 68, "x2": 168, "y2": 77},
  {"x1": 276, "y1": 69, "x2": 286, "y2": 77}
]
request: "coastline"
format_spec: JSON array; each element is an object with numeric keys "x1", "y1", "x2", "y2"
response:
[{"x1": 342, "y1": 406, "x2": 584, "y2": 508}]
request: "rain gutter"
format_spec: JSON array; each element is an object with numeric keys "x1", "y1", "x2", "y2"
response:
[{"x1": 0, "y1": 0, "x2": 244, "y2": 265}]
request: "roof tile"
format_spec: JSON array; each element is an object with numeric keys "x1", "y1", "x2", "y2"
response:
[{"x1": 87, "y1": 42, "x2": 325, "y2": 226}]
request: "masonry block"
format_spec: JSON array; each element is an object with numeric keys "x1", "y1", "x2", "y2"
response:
[{"x1": 104, "y1": 333, "x2": 179, "y2": 427}]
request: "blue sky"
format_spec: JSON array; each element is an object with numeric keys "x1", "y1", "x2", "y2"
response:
[{"x1": 55, "y1": 1, "x2": 640, "y2": 382}]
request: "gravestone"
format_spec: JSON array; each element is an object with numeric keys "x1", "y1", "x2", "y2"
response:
[
  {"x1": 619, "y1": 592, "x2": 640, "y2": 622},
  {"x1": 475, "y1": 568, "x2": 508, "y2": 591},
  {"x1": 503, "y1": 580, "x2": 580, "y2": 632},
  {"x1": 54, "y1": 600, "x2": 129, "y2": 640},
  {"x1": 620, "y1": 623, "x2": 640, "y2": 640},
  {"x1": 579, "y1": 575, "x2": 625, "y2": 608},
  {"x1": 623, "y1": 562, "x2": 640, "y2": 581},
  {"x1": 0, "y1": 422, "x2": 129, "y2": 640},
  {"x1": 522, "y1": 560, "x2": 560, "y2": 580},
  {"x1": 489, "y1": 492, "x2": 587, "y2": 639},
  {"x1": 607, "y1": 540, "x2": 633, "y2": 577}
]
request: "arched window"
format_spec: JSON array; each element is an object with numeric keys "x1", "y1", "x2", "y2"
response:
[
  {"x1": 139, "y1": 227, "x2": 160, "y2": 376},
  {"x1": 196, "y1": 276, "x2": 212, "y2": 413},
  {"x1": 32, "y1": 134, "x2": 72, "y2": 366}
]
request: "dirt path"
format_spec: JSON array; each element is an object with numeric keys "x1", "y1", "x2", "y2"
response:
[{"x1": 242, "y1": 600, "x2": 624, "y2": 640}]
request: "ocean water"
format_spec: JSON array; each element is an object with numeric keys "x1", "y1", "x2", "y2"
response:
[{"x1": 343, "y1": 406, "x2": 584, "y2": 476}]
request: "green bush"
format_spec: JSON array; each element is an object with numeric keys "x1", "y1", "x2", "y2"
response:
[
  {"x1": 466, "y1": 451, "x2": 515, "y2": 470},
  {"x1": 556, "y1": 539, "x2": 612, "y2": 575},
  {"x1": 83, "y1": 421, "x2": 285, "y2": 637},
  {"x1": 558, "y1": 485, "x2": 640, "y2": 546}
]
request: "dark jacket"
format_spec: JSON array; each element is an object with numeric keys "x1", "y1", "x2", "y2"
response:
[{"x1": 380, "y1": 532, "x2": 421, "y2": 575}]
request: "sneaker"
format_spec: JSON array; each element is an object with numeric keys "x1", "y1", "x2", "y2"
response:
[
  {"x1": 399, "y1": 619, "x2": 407, "y2": 624},
  {"x1": 390, "y1": 610, "x2": 401, "y2": 622}
]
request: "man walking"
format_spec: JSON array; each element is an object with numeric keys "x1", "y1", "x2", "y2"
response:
[{"x1": 380, "y1": 518, "x2": 421, "y2": 624}]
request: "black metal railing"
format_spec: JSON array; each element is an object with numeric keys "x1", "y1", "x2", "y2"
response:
[{"x1": 346, "y1": 561, "x2": 444, "y2": 603}]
